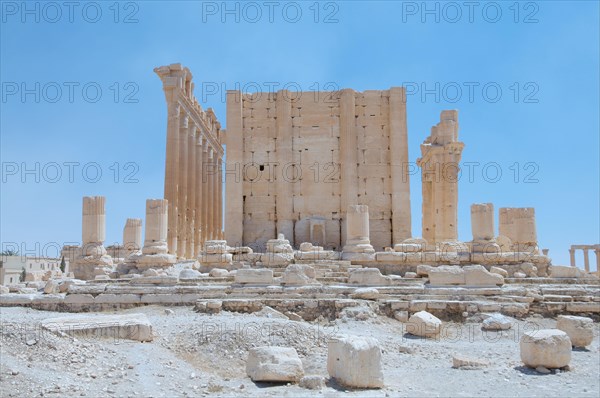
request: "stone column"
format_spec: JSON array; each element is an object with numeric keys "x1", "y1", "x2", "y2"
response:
[
  {"x1": 72, "y1": 196, "x2": 113, "y2": 280},
  {"x1": 177, "y1": 115, "x2": 190, "y2": 258},
  {"x1": 583, "y1": 249, "x2": 590, "y2": 273},
  {"x1": 201, "y1": 141, "x2": 210, "y2": 245},
  {"x1": 211, "y1": 150, "x2": 219, "y2": 240},
  {"x1": 225, "y1": 90, "x2": 244, "y2": 245},
  {"x1": 569, "y1": 248, "x2": 576, "y2": 267},
  {"x1": 417, "y1": 111, "x2": 464, "y2": 245},
  {"x1": 82, "y1": 196, "x2": 106, "y2": 252},
  {"x1": 142, "y1": 199, "x2": 169, "y2": 254},
  {"x1": 471, "y1": 203, "x2": 494, "y2": 240},
  {"x1": 499, "y1": 207, "x2": 538, "y2": 253},
  {"x1": 164, "y1": 104, "x2": 181, "y2": 255},
  {"x1": 136, "y1": 199, "x2": 176, "y2": 270},
  {"x1": 207, "y1": 148, "x2": 215, "y2": 240},
  {"x1": 123, "y1": 218, "x2": 142, "y2": 255},
  {"x1": 595, "y1": 248, "x2": 600, "y2": 273},
  {"x1": 186, "y1": 124, "x2": 197, "y2": 259},
  {"x1": 275, "y1": 89, "x2": 295, "y2": 246},
  {"x1": 217, "y1": 156, "x2": 223, "y2": 239},
  {"x1": 389, "y1": 87, "x2": 412, "y2": 242},
  {"x1": 342, "y1": 205, "x2": 374, "y2": 253},
  {"x1": 194, "y1": 135, "x2": 204, "y2": 255},
  {"x1": 340, "y1": 89, "x2": 358, "y2": 245}
]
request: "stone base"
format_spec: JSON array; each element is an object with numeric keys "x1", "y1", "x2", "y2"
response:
[{"x1": 134, "y1": 253, "x2": 177, "y2": 270}]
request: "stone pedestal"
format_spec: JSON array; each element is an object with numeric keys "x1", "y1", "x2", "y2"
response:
[{"x1": 71, "y1": 196, "x2": 113, "y2": 280}]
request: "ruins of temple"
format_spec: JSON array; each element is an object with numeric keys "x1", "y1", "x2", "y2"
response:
[{"x1": 1, "y1": 64, "x2": 598, "y2": 391}]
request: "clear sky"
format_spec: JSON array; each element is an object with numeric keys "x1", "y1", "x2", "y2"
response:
[{"x1": 1, "y1": 1, "x2": 599, "y2": 268}]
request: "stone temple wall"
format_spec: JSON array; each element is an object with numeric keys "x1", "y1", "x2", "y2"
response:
[{"x1": 225, "y1": 88, "x2": 412, "y2": 251}]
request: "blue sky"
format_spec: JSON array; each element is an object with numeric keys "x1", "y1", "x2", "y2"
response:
[{"x1": 1, "y1": 1, "x2": 599, "y2": 267}]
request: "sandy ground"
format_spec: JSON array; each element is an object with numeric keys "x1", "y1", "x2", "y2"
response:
[{"x1": 0, "y1": 305, "x2": 598, "y2": 397}]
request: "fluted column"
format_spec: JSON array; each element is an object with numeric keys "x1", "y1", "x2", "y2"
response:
[
  {"x1": 142, "y1": 199, "x2": 169, "y2": 254},
  {"x1": 194, "y1": 136, "x2": 205, "y2": 254},
  {"x1": 201, "y1": 141, "x2": 210, "y2": 244},
  {"x1": 217, "y1": 157, "x2": 223, "y2": 239},
  {"x1": 211, "y1": 148, "x2": 218, "y2": 240},
  {"x1": 583, "y1": 249, "x2": 590, "y2": 273},
  {"x1": 206, "y1": 147, "x2": 215, "y2": 240},
  {"x1": 177, "y1": 115, "x2": 189, "y2": 258},
  {"x1": 186, "y1": 124, "x2": 197, "y2": 259},
  {"x1": 164, "y1": 104, "x2": 181, "y2": 255},
  {"x1": 82, "y1": 196, "x2": 106, "y2": 255}
]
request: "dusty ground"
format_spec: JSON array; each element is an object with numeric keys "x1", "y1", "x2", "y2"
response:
[{"x1": 0, "y1": 305, "x2": 598, "y2": 397}]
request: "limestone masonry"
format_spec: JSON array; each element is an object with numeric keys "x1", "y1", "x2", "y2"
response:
[{"x1": 1, "y1": 63, "x2": 598, "y2": 393}]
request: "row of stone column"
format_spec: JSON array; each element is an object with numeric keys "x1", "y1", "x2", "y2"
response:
[
  {"x1": 569, "y1": 245, "x2": 600, "y2": 273},
  {"x1": 156, "y1": 64, "x2": 224, "y2": 259}
]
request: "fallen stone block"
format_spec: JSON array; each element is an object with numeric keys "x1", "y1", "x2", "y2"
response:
[
  {"x1": 490, "y1": 266, "x2": 508, "y2": 277},
  {"x1": 550, "y1": 265, "x2": 585, "y2": 278},
  {"x1": 520, "y1": 329, "x2": 571, "y2": 369},
  {"x1": 209, "y1": 268, "x2": 229, "y2": 277},
  {"x1": 235, "y1": 269, "x2": 273, "y2": 284},
  {"x1": 406, "y1": 311, "x2": 442, "y2": 338},
  {"x1": 464, "y1": 265, "x2": 504, "y2": 286},
  {"x1": 41, "y1": 313, "x2": 153, "y2": 342},
  {"x1": 556, "y1": 315, "x2": 594, "y2": 348},
  {"x1": 348, "y1": 268, "x2": 389, "y2": 286},
  {"x1": 452, "y1": 354, "x2": 490, "y2": 369},
  {"x1": 351, "y1": 287, "x2": 379, "y2": 300},
  {"x1": 281, "y1": 264, "x2": 318, "y2": 286},
  {"x1": 481, "y1": 313, "x2": 513, "y2": 331},
  {"x1": 428, "y1": 266, "x2": 465, "y2": 285},
  {"x1": 179, "y1": 269, "x2": 202, "y2": 280},
  {"x1": 416, "y1": 264, "x2": 434, "y2": 277},
  {"x1": 327, "y1": 335, "x2": 383, "y2": 388},
  {"x1": 299, "y1": 375, "x2": 325, "y2": 390},
  {"x1": 246, "y1": 346, "x2": 304, "y2": 382}
]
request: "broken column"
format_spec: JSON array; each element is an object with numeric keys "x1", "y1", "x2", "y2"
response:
[
  {"x1": 470, "y1": 203, "x2": 499, "y2": 253},
  {"x1": 135, "y1": 199, "x2": 176, "y2": 271},
  {"x1": 417, "y1": 110, "x2": 464, "y2": 245},
  {"x1": 123, "y1": 218, "x2": 142, "y2": 256},
  {"x1": 342, "y1": 205, "x2": 375, "y2": 261},
  {"x1": 499, "y1": 208, "x2": 538, "y2": 253},
  {"x1": 71, "y1": 196, "x2": 113, "y2": 280}
]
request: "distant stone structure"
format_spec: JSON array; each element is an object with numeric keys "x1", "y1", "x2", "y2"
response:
[{"x1": 569, "y1": 244, "x2": 600, "y2": 273}]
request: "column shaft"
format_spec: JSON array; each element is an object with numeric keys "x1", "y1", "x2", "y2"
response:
[
  {"x1": 583, "y1": 249, "x2": 590, "y2": 272},
  {"x1": 164, "y1": 105, "x2": 181, "y2": 254},
  {"x1": 569, "y1": 248, "x2": 576, "y2": 267},
  {"x1": 186, "y1": 125, "x2": 197, "y2": 258},
  {"x1": 177, "y1": 115, "x2": 189, "y2": 258},
  {"x1": 194, "y1": 137, "x2": 204, "y2": 254}
]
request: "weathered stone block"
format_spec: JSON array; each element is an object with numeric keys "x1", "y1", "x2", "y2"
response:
[{"x1": 327, "y1": 335, "x2": 383, "y2": 388}]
